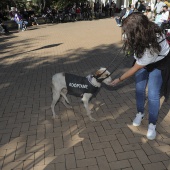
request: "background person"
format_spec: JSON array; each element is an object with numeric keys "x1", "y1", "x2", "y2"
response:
[
  {"x1": 14, "y1": 11, "x2": 28, "y2": 31},
  {"x1": 137, "y1": 0, "x2": 146, "y2": 12},
  {"x1": 0, "y1": 19, "x2": 9, "y2": 33},
  {"x1": 122, "y1": 7, "x2": 133, "y2": 20},
  {"x1": 115, "y1": 5, "x2": 126, "y2": 26},
  {"x1": 144, "y1": 6, "x2": 154, "y2": 21},
  {"x1": 154, "y1": 0, "x2": 166, "y2": 14},
  {"x1": 164, "y1": 0, "x2": 170, "y2": 9},
  {"x1": 135, "y1": 0, "x2": 141, "y2": 10},
  {"x1": 155, "y1": 5, "x2": 169, "y2": 27},
  {"x1": 110, "y1": 12, "x2": 170, "y2": 140}
]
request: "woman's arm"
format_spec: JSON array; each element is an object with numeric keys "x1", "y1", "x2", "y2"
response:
[{"x1": 110, "y1": 62, "x2": 145, "y2": 86}]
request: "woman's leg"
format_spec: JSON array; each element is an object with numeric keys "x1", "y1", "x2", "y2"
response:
[
  {"x1": 18, "y1": 21, "x2": 23, "y2": 30},
  {"x1": 115, "y1": 18, "x2": 119, "y2": 24},
  {"x1": 147, "y1": 68, "x2": 163, "y2": 125},
  {"x1": 135, "y1": 68, "x2": 149, "y2": 113}
]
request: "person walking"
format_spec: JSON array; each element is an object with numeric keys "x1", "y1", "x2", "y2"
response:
[{"x1": 110, "y1": 12, "x2": 170, "y2": 140}]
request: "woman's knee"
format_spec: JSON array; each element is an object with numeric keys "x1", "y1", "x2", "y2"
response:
[{"x1": 148, "y1": 89, "x2": 160, "y2": 101}]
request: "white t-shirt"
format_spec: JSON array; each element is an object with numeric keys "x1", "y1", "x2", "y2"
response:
[
  {"x1": 161, "y1": 10, "x2": 169, "y2": 21},
  {"x1": 134, "y1": 34, "x2": 170, "y2": 66},
  {"x1": 155, "y1": 1, "x2": 166, "y2": 13}
]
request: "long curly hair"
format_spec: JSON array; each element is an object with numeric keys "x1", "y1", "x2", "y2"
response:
[{"x1": 122, "y1": 12, "x2": 163, "y2": 58}]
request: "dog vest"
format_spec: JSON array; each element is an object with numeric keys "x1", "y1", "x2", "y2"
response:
[{"x1": 65, "y1": 73, "x2": 99, "y2": 97}]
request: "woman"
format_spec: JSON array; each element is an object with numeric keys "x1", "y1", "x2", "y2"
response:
[
  {"x1": 110, "y1": 12, "x2": 170, "y2": 140},
  {"x1": 14, "y1": 11, "x2": 28, "y2": 31},
  {"x1": 144, "y1": 6, "x2": 154, "y2": 21}
]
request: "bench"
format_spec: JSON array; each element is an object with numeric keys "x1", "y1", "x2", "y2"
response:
[{"x1": 3, "y1": 17, "x2": 48, "y2": 31}]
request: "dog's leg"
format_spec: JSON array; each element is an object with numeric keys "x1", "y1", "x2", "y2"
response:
[
  {"x1": 82, "y1": 93, "x2": 96, "y2": 122},
  {"x1": 61, "y1": 96, "x2": 72, "y2": 109},
  {"x1": 60, "y1": 89, "x2": 72, "y2": 109},
  {"x1": 51, "y1": 87, "x2": 60, "y2": 119}
]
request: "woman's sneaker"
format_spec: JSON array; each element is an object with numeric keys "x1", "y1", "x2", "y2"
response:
[
  {"x1": 147, "y1": 123, "x2": 156, "y2": 140},
  {"x1": 133, "y1": 112, "x2": 145, "y2": 126}
]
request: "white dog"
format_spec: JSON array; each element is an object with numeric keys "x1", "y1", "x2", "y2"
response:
[{"x1": 51, "y1": 68, "x2": 112, "y2": 121}]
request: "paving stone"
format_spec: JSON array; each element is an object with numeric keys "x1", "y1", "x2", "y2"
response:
[
  {"x1": 110, "y1": 140, "x2": 124, "y2": 153},
  {"x1": 129, "y1": 158, "x2": 144, "y2": 170},
  {"x1": 96, "y1": 156, "x2": 110, "y2": 170},
  {"x1": 89, "y1": 132, "x2": 100, "y2": 143},
  {"x1": 0, "y1": 18, "x2": 170, "y2": 170},
  {"x1": 162, "y1": 160, "x2": 170, "y2": 170},
  {"x1": 74, "y1": 145, "x2": 85, "y2": 160},
  {"x1": 109, "y1": 160, "x2": 131, "y2": 170},
  {"x1": 85, "y1": 149, "x2": 104, "y2": 158},
  {"x1": 148, "y1": 153, "x2": 170, "y2": 163},
  {"x1": 77, "y1": 158, "x2": 97, "y2": 168},
  {"x1": 116, "y1": 151, "x2": 136, "y2": 160},
  {"x1": 122, "y1": 143, "x2": 141, "y2": 152},
  {"x1": 141, "y1": 143, "x2": 155, "y2": 155},
  {"x1": 65, "y1": 154, "x2": 76, "y2": 169},
  {"x1": 104, "y1": 147, "x2": 117, "y2": 162},
  {"x1": 92, "y1": 141, "x2": 111, "y2": 150},
  {"x1": 88, "y1": 165, "x2": 99, "y2": 170},
  {"x1": 135, "y1": 149, "x2": 151, "y2": 164},
  {"x1": 143, "y1": 162, "x2": 167, "y2": 170}
]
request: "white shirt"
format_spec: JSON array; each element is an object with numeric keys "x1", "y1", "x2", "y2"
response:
[
  {"x1": 14, "y1": 13, "x2": 20, "y2": 21},
  {"x1": 134, "y1": 35, "x2": 170, "y2": 65},
  {"x1": 160, "y1": 10, "x2": 169, "y2": 21},
  {"x1": 155, "y1": 1, "x2": 166, "y2": 13}
]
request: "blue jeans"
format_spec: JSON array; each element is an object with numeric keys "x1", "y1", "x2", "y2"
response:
[
  {"x1": 16, "y1": 21, "x2": 28, "y2": 30},
  {"x1": 115, "y1": 17, "x2": 121, "y2": 25},
  {"x1": 135, "y1": 68, "x2": 163, "y2": 124}
]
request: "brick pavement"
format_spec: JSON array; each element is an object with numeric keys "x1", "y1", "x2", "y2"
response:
[{"x1": 0, "y1": 18, "x2": 170, "y2": 170}]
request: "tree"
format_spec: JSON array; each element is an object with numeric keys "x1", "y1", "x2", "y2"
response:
[
  {"x1": 52, "y1": 0, "x2": 88, "y2": 9},
  {"x1": 0, "y1": 0, "x2": 16, "y2": 10}
]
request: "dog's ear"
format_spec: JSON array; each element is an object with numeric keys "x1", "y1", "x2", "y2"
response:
[{"x1": 94, "y1": 70, "x2": 102, "y2": 76}]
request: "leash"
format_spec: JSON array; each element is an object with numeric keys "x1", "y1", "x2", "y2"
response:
[
  {"x1": 93, "y1": 43, "x2": 128, "y2": 82},
  {"x1": 95, "y1": 34, "x2": 169, "y2": 83}
]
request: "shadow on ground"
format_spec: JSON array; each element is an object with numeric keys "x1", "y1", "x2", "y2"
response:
[{"x1": 0, "y1": 33, "x2": 170, "y2": 170}]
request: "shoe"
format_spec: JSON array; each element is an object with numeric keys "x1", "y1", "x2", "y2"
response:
[
  {"x1": 133, "y1": 112, "x2": 145, "y2": 126},
  {"x1": 147, "y1": 123, "x2": 156, "y2": 140}
]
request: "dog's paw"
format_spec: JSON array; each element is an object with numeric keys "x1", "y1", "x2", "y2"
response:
[
  {"x1": 66, "y1": 105, "x2": 73, "y2": 109},
  {"x1": 90, "y1": 110, "x2": 93, "y2": 114},
  {"x1": 90, "y1": 117, "x2": 97, "y2": 122}
]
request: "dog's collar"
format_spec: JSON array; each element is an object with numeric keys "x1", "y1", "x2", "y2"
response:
[{"x1": 86, "y1": 75, "x2": 99, "y2": 88}]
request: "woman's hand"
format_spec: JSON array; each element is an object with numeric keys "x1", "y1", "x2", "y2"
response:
[{"x1": 109, "y1": 78, "x2": 121, "y2": 86}]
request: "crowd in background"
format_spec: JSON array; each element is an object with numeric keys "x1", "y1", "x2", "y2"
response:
[
  {"x1": 115, "y1": 0, "x2": 170, "y2": 34},
  {"x1": 0, "y1": 1, "x2": 118, "y2": 33}
]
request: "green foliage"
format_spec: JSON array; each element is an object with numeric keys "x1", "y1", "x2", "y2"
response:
[
  {"x1": 52, "y1": 0, "x2": 88, "y2": 9},
  {"x1": 0, "y1": 0, "x2": 88, "y2": 11}
]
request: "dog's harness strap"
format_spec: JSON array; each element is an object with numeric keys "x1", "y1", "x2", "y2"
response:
[
  {"x1": 65, "y1": 73, "x2": 99, "y2": 97},
  {"x1": 95, "y1": 43, "x2": 126, "y2": 79},
  {"x1": 94, "y1": 43, "x2": 127, "y2": 82},
  {"x1": 87, "y1": 75, "x2": 99, "y2": 87},
  {"x1": 96, "y1": 54, "x2": 128, "y2": 83}
]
